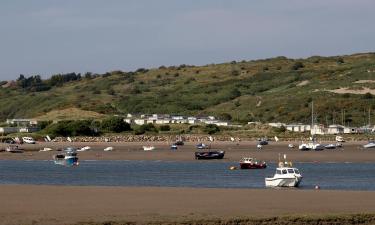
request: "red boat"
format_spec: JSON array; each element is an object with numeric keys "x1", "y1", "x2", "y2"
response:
[{"x1": 239, "y1": 157, "x2": 267, "y2": 169}]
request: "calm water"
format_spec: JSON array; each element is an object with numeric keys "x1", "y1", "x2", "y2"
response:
[{"x1": 0, "y1": 160, "x2": 374, "y2": 190}]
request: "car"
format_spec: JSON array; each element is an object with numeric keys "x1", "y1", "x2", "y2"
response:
[{"x1": 22, "y1": 137, "x2": 36, "y2": 144}]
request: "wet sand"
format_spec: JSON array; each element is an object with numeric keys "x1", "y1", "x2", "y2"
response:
[
  {"x1": 1, "y1": 185, "x2": 375, "y2": 225},
  {"x1": 0, "y1": 141, "x2": 374, "y2": 163}
]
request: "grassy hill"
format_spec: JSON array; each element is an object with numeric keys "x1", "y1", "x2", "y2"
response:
[{"x1": 1, "y1": 52, "x2": 375, "y2": 126}]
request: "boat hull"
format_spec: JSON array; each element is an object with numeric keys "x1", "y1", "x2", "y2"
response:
[
  {"x1": 54, "y1": 156, "x2": 79, "y2": 166},
  {"x1": 265, "y1": 177, "x2": 302, "y2": 187},
  {"x1": 195, "y1": 151, "x2": 225, "y2": 160},
  {"x1": 240, "y1": 163, "x2": 267, "y2": 169}
]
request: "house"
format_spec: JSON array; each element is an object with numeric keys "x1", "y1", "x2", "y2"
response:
[
  {"x1": 327, "y1": 125, "x2": 345, "y2": 134},
  {"x1": 285, "y1": 124, "x2": 310, "y2": 133},
  {"x1": 6, "y1": 119, "x2": 38, "y2": 126},
  {"x1": 268, "y1": 122, "x2": 286, "y2": 128},
  {"x1": 310, "y1": 124, "x2": 326, "y2": 135}
]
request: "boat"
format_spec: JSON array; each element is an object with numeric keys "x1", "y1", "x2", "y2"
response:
[
  {"x1": 265, "y1": 154, "x2": 302, "y2": 188},
  {"x1": 363, "y1": 141, "x2": 375, "y2": 148},
  {"x1": 5, "y1": 145, "x2": 24, "y2": 153},
  {"x1": 298, "y1": 142, "x2": 311, "y2": 151},
  {"x1": 143, "y1": 145, "x2": 155, "y2": 151},
  {"x1": 53, "y1": 148, "x2": 79, "y2": 166},
  {"x1": 336, "y1": 135, "x2": 345, "y2": 142},
  {"x1": 239, "y1": 157, "x2": 267, "y2": 169},
  {"x1": 77, "y1": 146, "x2": 91, "y2": 152},
  {"x1": 196, "y1": 143, "x2": 210, "y2": 149},
  {"x1": 324, "y1": 144, "x2": 336, "y2": 149},
  {"x1": 288, "y1": 144, "x2": 295, "y2": 148},
  {"x1": 39, "y1": 147, "x2": 53, "y2": 152},
  {"x1": 104, "y1": 146, "x2": 114, "y2": 151},
  {"x1": 195, "y1": 150, "x2": 225, "y2": 160},
  {"x1": 258, "y1": 138, "x2": 268, "y2": 145},
  {"x1": 313, "y1": 143, "x2": 324, "y2": 151},
  {"x1": 174, "y1": 140, "x2": 184, "y2": 145},
  {"x1": 170, "y1": 144, "x2": 178, "y2": 150}
]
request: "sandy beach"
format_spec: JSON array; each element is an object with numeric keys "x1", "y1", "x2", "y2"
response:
[
  {"x1": 1, "y1": 185, "x2": 375, "y2": 225},
  {"x1": 0, "y1": 141, "x2": 374, "y2": 163}
]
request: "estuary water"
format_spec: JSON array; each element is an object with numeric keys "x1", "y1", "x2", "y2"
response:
[{"x1": 0, "y1": 160, "x2": 374, "y2": 190}]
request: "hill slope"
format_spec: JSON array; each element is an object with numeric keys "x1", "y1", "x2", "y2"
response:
[{"x1": 1, "y1": 52, "x2": 375, "y2": 126}]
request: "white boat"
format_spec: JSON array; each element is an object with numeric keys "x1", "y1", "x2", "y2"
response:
[
  {"x1": 363, "y1": 142, "x2": 375, "y2": 148},
  {"x1": 298, "y1": 142, "x2": 311, "y2": 151},
  {"x1": 265, "y1": 154, "x2": 302, "y2": 188},
  {"x1": 77, "y1": 146, "x2": 91, "y2": 152},
  {"x1": 39, "y1": 147, "x2": 53, "y2": 152},
  {"x1": 104, "y1": 146, "x2": 114, "y2": 151},
  {"x1": 336, "y1": 135, "x2": 345, "y2": 142},
  {"x1": 288, "y1": 144, "x2": 295, "y2": 148},
  {"x1": 6, "y1": 145, "x2": 24, "y2": 153},
  {"x1": 143, "y1": 145, "x2": 155, "y2": 151}
]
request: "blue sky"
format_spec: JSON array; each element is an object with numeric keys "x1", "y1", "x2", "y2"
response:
[{"x1": 0, "y1": 0, "x2": 374, "y2": 80}]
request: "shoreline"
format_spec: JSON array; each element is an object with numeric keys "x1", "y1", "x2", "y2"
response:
[
  {"x1": 1, "y1": 185, "x2": 375, "y2": 225},
  {"x1": 1, "y1": 141, "x2": 374, "y2": 163}
]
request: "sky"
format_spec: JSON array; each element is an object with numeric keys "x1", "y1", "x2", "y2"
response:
[{"x1": 0, "y1": 0, "x2": 374, "y2": 80}]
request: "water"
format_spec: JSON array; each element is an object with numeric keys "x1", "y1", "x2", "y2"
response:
[{"x1": 0, "y1": 160, "x2": 375, "y2": 190}]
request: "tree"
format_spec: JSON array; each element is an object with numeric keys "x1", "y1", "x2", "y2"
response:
[{"x1": 101, "y1": 117, "x2": 131, "y2": 133}]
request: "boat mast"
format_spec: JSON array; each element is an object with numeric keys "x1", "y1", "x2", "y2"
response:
[{"x1": 311, "y1": 101, "x2": 314, "y2": 135}]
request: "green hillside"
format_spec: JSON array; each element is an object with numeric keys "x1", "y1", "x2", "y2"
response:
[{"x1": 1, "y1": 52, "x2": 375, "y2": 126}]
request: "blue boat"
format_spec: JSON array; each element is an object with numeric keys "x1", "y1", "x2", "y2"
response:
[{"x1": 53, "y1": 147, "x2": 79, "y2": 166}]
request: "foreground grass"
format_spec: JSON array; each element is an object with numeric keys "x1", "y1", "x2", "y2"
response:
[{"x1": 75, "y1": 214, "x2": 375, "y2": 225}]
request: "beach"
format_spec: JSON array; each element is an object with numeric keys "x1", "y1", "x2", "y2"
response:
[{"x1": 2, "y1": 141, "x2": 375, "y2": 225}]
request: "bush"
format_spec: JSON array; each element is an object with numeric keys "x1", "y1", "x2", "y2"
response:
[
  {"x1": 134, "y1": 123, "x2": 158, "y2": 135},
  {"x1": 291, "y1": 62, "x2": 304, "y2": 70},
  {"x1": 204, "y1": 124, "x2": 220, "y2": 134},
  {"x1": 45, "y1": 120, "x2": 97, "y2": 137},
  {"x1": 363, "y1": 92, "x2": 373, "y2": 99},
  {"x1": 101, "y1": 117, "x2": 131, "y2": 133},
  {"x1": 159, "y1": 125, "x2": 171, "y2": 131}
]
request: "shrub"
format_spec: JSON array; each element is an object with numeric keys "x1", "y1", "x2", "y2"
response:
[
  {"x1": 159, "y1": 125, "x2": 171, "y2": 131},
  {"x1": 101, "y1": 117, "x2": 131, "y2": 133},
  {"x1": 291, "y1": 62, "x2": 304, "y2": 70},
  {"x1": 204, "y1": 124, "x2": 220, "y2": 134},
  {"x1": 363, "y1": 92, "x2": 373, "y2": 99}
]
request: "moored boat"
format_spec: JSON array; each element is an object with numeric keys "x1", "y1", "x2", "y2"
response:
[
  {"x1": 170, "y1": 144, "x2": 178, "y2": 150},
  {"x1": 6, "y1": 145, "x2": 24, "y2": 153},
  {"x1": 239, "y1": 157, "x2": 267, "y2": 169},
  {"x1": 143, "y1": 145, "x2": 155, "y2": 151},
  {"x1": 196, "y1": 143, "x2": 209, "y2": 149},
  {"x1": 195, "y1": 150, "x2": 225, "y2": 160},
  {"x1": 265, "y1": 154, "x2": 302, "y2": 188},
  {"x1": 53, "y1": 148, "x2": 79, "y2": 166},
  {"x1": 363, "y1": 142, "x2": 375, "y2": 148}
]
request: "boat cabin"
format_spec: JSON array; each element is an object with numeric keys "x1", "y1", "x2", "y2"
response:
[{"x1": 275, "y1": 168, "x2": 300, "y2": 175}]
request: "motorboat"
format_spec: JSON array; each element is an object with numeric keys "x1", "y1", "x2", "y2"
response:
[
  {"x1": 195, "y1": 150, "x2": 225, "y2": 160},
  {"x1": 313, "y1": 143, "x2": 324, "y2": 151},
  {"x1": 77, "y1": 146, "x2": 91, "y2": 152},
  {"x1": 288, "y1": 144, "x2": 295, "y2": 148},
  {"x1": 265, "y1": 154, "x2": 302, "y2": 188},
  {"x1": 53, "y1": 148, "x2": 78, "y2": 166},
  {"x1": 104, "y1": 146, "x2": 114, "y2": 151},
  {"x1": 174, "y1": 140, "x2": 184, "y2": 145},
  {"x1": 170, "y1": 144, "x2": 178, "y2": 150},
  {"x1": 298, "y1": 143, "x2": 311, "y2": 151},
  {"x1": 258, "y1": 138, "x2": 268, "y2": 145},
  {"x1": 336, "y1": 135, "x2": 345, "y2": 142},
  {"x1": 363, "y1": 142, "x2": 375, "y2": 148},
  {"x1": 239, "y1": 157, "x2": 267, "y2": 169},
  {"x1": 5, "y1": 145, "x2": 24, "y2": 153},
  {"x1": 324, "y1": 144, "x2": 336, "y2": 149},
  {"x1": 196, "y1": 143, "x2": 209, "y2": 149},
  {"x1": 143, "y1": 145, "x2": 155, "y2": 151}
]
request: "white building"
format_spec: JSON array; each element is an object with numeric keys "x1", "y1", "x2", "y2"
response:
[
  {"x1": 326, "y1": 125, "x2": 345, "y2": 134},
  {"x1": 285, "y1": 124, "x2": 310, "y2": 133}
]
